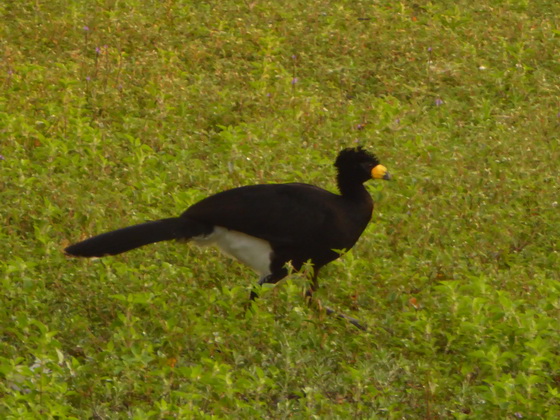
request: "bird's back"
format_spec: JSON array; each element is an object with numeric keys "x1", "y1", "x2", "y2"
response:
[{"x1": 182, "y1": 183, "x2": 373, "y2": 258}]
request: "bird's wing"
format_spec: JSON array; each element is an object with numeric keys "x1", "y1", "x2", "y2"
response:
[{"x1": 182, "y1": 183, "x2": 342, "y2": 246}]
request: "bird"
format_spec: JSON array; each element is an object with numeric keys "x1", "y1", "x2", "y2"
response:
[{"x1": 65, "y1": 147, "x2": 391, "y2": 328}]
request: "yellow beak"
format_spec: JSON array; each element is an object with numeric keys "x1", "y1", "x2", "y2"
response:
[{"x1": 371, "y1": 164, "x2": 391, "y2": 180}]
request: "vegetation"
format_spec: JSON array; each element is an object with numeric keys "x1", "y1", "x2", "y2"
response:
[{"x1": 1, "y1": 0, "x2": 559, "y2": 418}]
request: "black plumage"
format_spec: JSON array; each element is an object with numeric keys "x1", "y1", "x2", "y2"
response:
[{"x1": 66, "y1": 147, "x2": 391, "y2": 327}]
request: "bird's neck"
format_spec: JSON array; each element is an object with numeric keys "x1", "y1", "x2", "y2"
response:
[{"x1": 337, "y1": 175, "x2": 369, "y2": 200}]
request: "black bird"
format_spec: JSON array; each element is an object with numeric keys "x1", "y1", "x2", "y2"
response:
[{"x1": 65, "y1": 147, "x2": 391, "y2": 328}]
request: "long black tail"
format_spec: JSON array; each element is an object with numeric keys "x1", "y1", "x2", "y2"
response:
[{"x1": 65, "y1": 217, "x2": 210, "y2": 257}]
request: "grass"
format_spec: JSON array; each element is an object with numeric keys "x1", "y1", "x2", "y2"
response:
[{"x1": 1, "y1": 0, "x2": 559, "y2": 418}]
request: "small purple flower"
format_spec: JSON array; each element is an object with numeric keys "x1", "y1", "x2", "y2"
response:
[
  {"x1": 291, "y1": 77, "x2": 299, "y2": 85},
  {"x1": 356, "y1": 123, "x2": 366, "y2": 130},
  {"x1": 557, "y1": 111, "x2": 560, "y2": 119},
  {"x1": 428, "y1": 47, "x2": 433, "y2": 52},
  {"x1": 0, "y1": 154, "x2": 5, "y2": 161},
  {"x1": 83, "y1": 26, "x2": 90, "y2": 32},
  {"x1": 514, "y1": 413, "x2": 523, "y2": 419},
  {"x1": 95, "y1": 46, "x2": 101, "y2": 54},
  {"x1": 86, "y1": 76, "x2": 91, "y2": 81},
  {"x1": 435, "y1": 98, "x2": 444, "y2": 106},
  {"x1": 291, "y1": 55, "x2": 297, "y2": 60}
]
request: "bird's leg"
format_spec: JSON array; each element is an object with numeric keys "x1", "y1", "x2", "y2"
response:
[
  {"x1": 249, "y1": 276, "x2": 266, "y2": 301},
  {"x1": 305, "y1": 270, "x2": 367, "y2": 331},
  {"x1": 249, "y1": 272, "x2": 286, "y2": 301},
  {"x1": 251, "y1": 270, "x2": 367, "y2": 331},
  {"x1": 324, "y1": 307, "x2": 367, "y2": 331},
  {"x1": 304, "y1": 270, "x2": 319, "y2": 303}
]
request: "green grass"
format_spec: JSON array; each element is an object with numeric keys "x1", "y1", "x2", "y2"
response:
[{"x1": 1, "y1": 0, "x2": 559, "y2": 418}]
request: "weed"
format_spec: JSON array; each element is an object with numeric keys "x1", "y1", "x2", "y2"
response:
[{"x1": 1, "y1": 0, "x2": 559, "y2": 417}]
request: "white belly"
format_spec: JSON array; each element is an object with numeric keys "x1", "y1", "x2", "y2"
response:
[{"x1": 193, "y1": 226, "x2": 273, "y2": 276}]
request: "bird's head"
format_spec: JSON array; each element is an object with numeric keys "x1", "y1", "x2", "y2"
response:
[{"x1": 335, "y1": 146, "x2": 391, "y2": 183}]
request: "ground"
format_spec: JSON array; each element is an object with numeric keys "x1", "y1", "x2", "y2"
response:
[{"x1": 1, "y1": 0, "x2": 559, "y2": 418}]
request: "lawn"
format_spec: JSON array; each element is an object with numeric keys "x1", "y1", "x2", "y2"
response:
[{"x1": 1, "y1": 0, "x2": 559, "y2": 418}]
